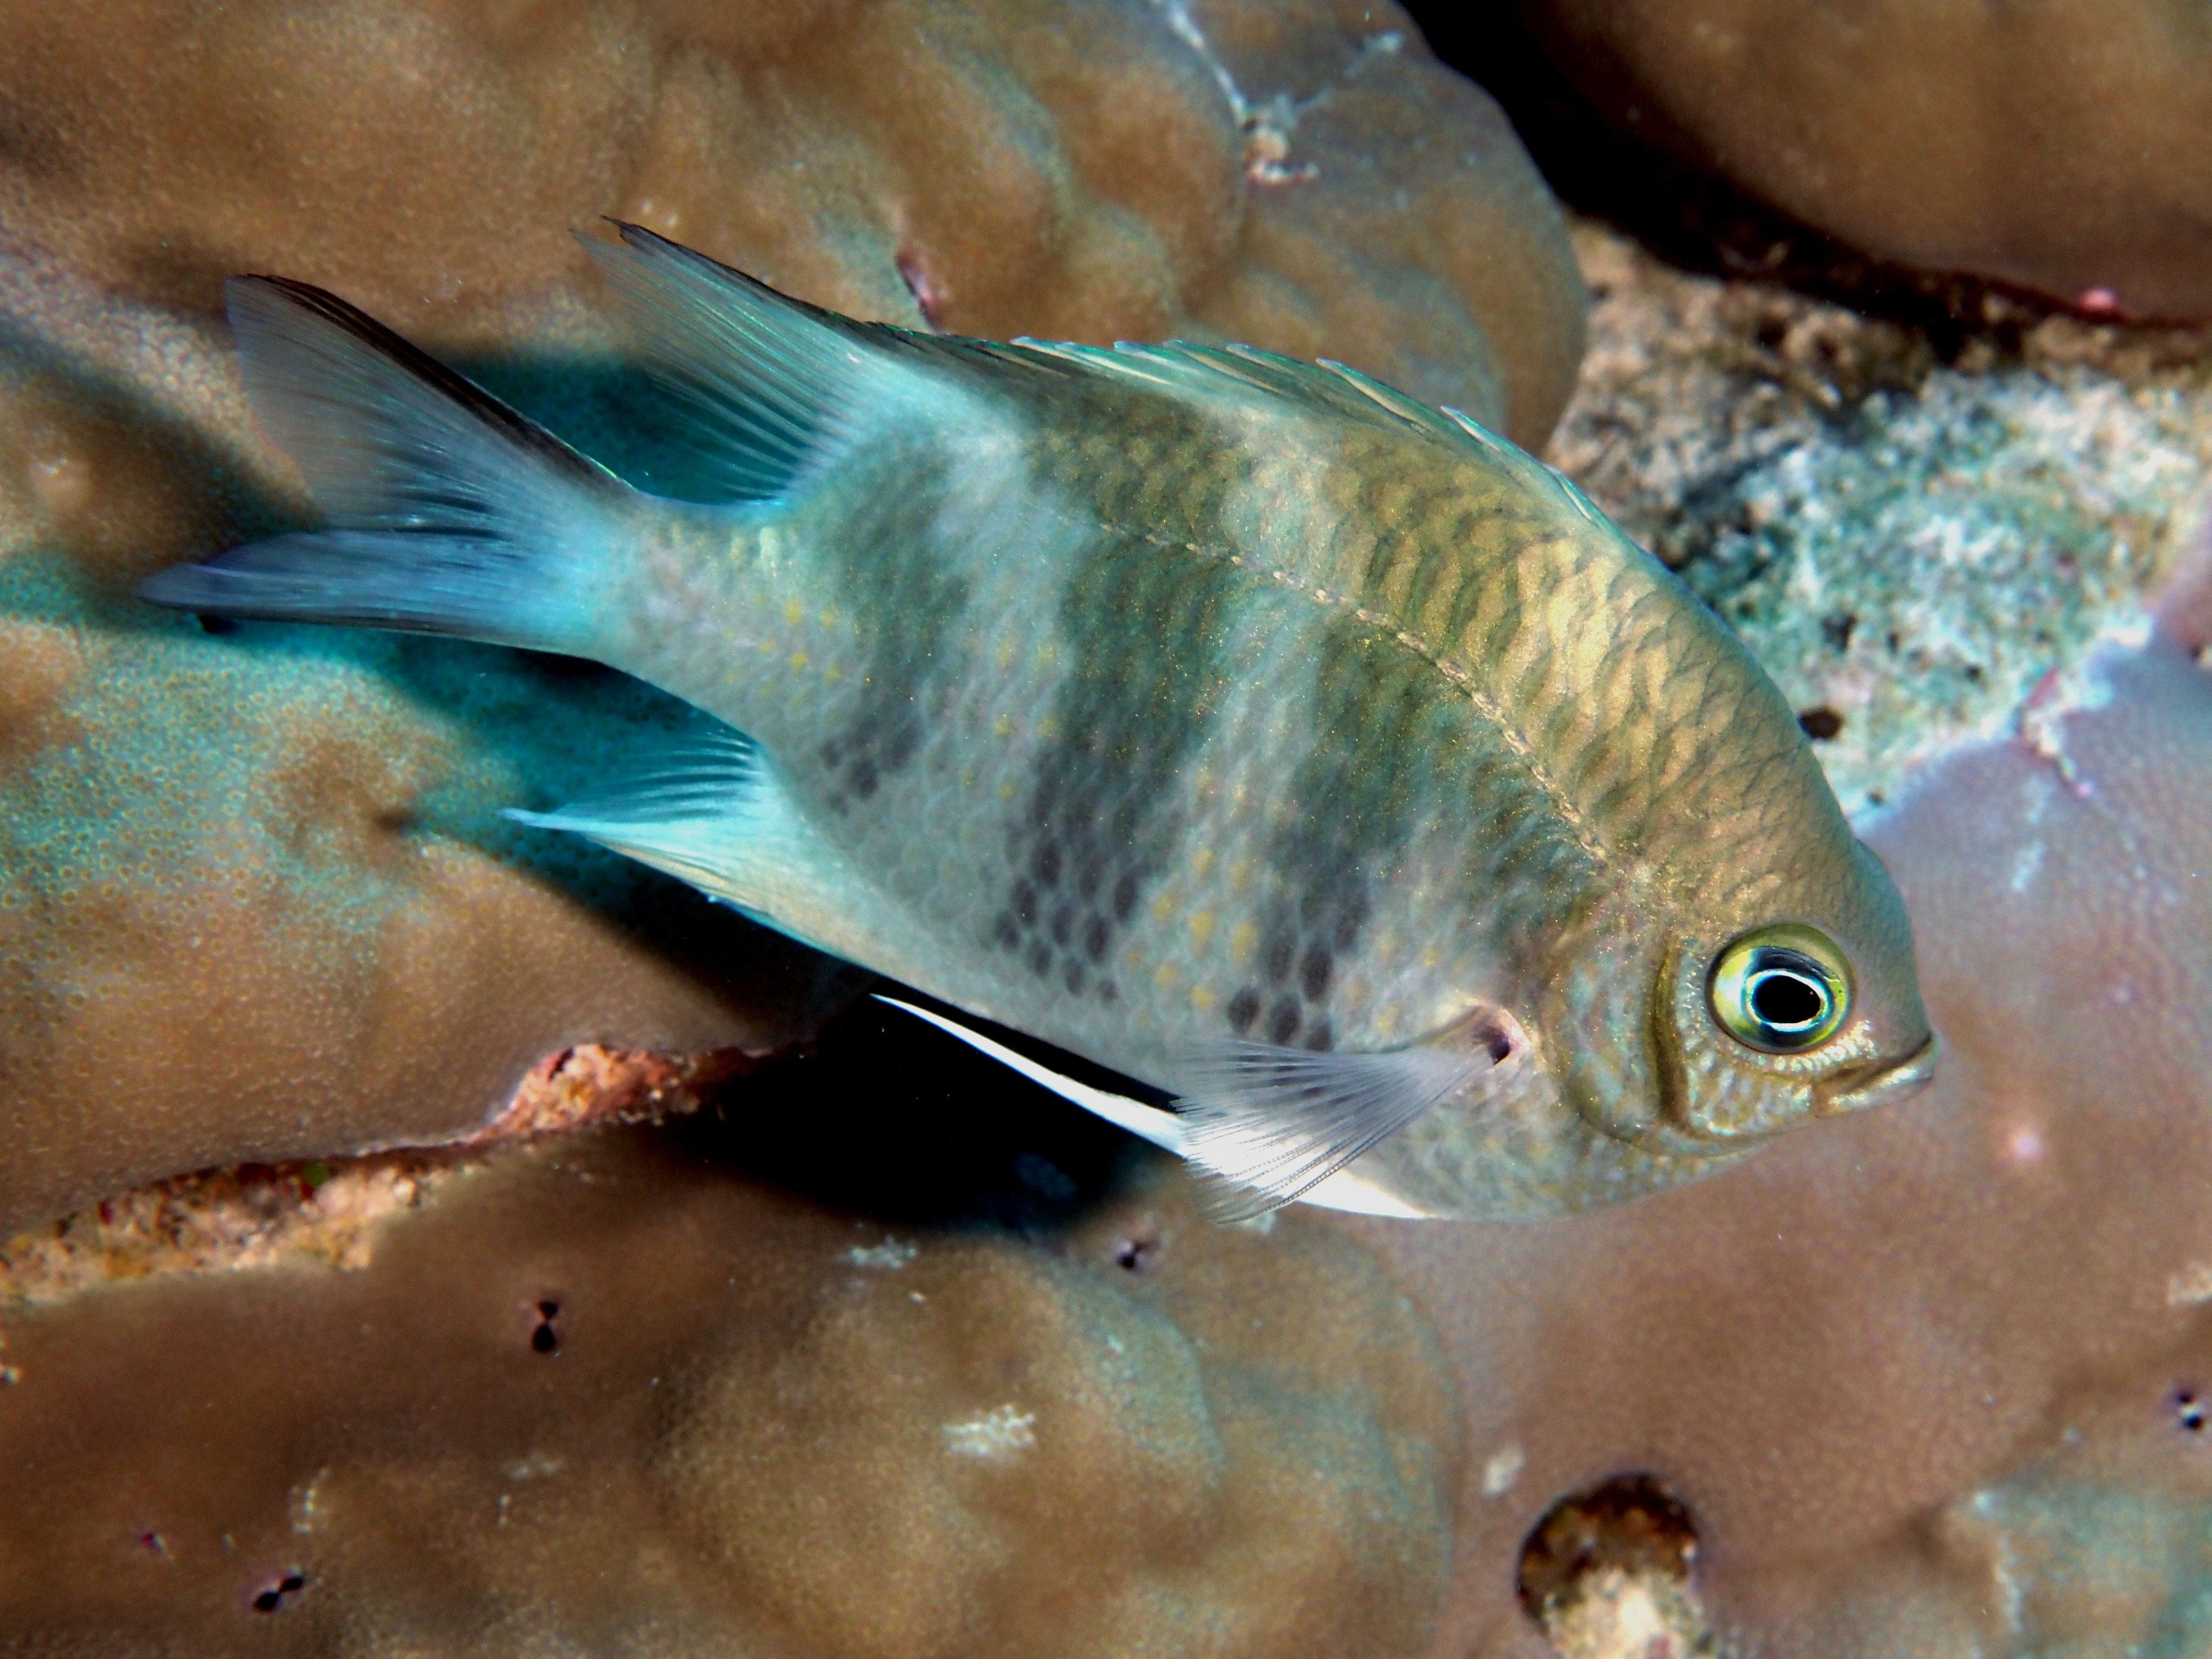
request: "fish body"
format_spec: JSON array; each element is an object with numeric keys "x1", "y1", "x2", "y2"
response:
[{"x1": 141, "y1": 227, "x2": 1934, "y2": 1219}]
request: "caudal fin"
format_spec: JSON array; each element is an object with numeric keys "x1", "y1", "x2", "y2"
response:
[{"x1": 138, "y1": 276, "x2": 632, "y2": 655}]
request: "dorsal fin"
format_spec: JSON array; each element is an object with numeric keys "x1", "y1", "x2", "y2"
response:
[
  {"x1": 588, "y1": 223, "x2": 1586, "y2": 522},
  {"x1": 580, "y1": 223, "x2": 927, "y2": 503},
  {"x1": 1009, "y1": 335, "x2": 1554, "y2": 484}
]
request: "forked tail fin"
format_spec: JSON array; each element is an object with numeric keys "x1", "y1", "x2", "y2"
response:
[{"x1": 138, "y1": 276, "x2": 634, "y2": 657}]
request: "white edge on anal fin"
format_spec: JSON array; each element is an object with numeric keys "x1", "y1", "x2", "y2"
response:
[{"x1": 874, "y1": 996, "x2": 1434, "y2": 1219}]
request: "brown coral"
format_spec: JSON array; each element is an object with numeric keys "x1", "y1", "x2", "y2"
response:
[
  {"x1": 0, "y1": 0, "x2": 1582, "y2": 445},
  {"x1": 1505, "y1": 0, "x2": 2212, "y2": 319},
  {"x1": 0, "y1": 1127, "x2": 1461, "y2": 1655}
]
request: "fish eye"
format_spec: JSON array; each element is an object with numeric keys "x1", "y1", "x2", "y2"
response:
[{"x1": 1707, "y1": 924, "x2": 1851, "y2": 1054}]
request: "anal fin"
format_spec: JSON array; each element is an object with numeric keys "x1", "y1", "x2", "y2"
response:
[{"x1": 503, "y1": 721, "x2": 870, "y2": 960}]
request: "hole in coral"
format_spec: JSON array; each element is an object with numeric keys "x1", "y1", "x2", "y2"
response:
[
  {"x1": 2177, "y1": 1387, "x2": 2206, "y2": 1433},
  {"x1": 1821, "y1": 611, "x2": 1858, "y2": 653},
  {"x1": 1517, "y1": 1473, "x2": 1707, "y2": 1657},
  {"x1": 251, "y1": 1570, "x2": 306, "y2": 1613},
  {"x1": 1113, "y1": 1236, "x2": 1160, "y2": 1273},
  {"x1": 1798, "y1": 706, "x2": 1845, "y2": 740},
  {"x1": 531, "y1": 1299, "x2": 562, "y2": 1356}
]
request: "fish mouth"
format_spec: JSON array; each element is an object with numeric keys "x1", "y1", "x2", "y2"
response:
[{"x1": 1815, "y1": 1029, "x2": 1940, "y2": 1116}]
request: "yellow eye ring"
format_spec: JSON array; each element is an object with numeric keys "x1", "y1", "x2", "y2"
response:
[{"x1": 1708, "y1": 924, "x2": 1851, "y2": 1054}]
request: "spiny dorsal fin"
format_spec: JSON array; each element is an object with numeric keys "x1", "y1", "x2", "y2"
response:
[{"x1": 1009, "y1": 335, "x2": 1549, "y2": 482}]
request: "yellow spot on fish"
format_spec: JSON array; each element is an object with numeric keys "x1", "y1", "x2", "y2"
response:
[
  {"x1": 1190, "y1": 985, "x2": 1217, "y2": 1014},
  {"x1": 759, "y1": 637, "x2": 777, "y2": 656},
  {"x1": 820, "y1": 606, "x2": 838, "y2": 627},
  {"x1": 994, "y1": 714, "x2": 1013, "y2": 738},
  {"x1": 1420, "y1": 946, "x2": 1442, "y2": 970},
  {"x1": 1038, "y1": 716, "x2": 1058, "y2": 738},
  {"x1": 1191, "y1": 846, "x2": 1216, "y2": 878},
  {"x1": 790, "y1": 651, "x2": 809, "y2": 672},
  {"x1": 1151, "y1": 891, "x2": 1179, "y2": 923},
  {"x1": 1188, "y1": 910, "x2": 1216, "y2": 950},
  {"x1": 1376, "y1": 1004, "x2": 1400, "y2": 1038},
  {"x1": 996, "y1": 638, "x2": 1017, "y2": 670},
  {"x1": 825, "y1": 665, "x2": 842, "y2": 683},
  {"x1": 1229, "y1": 921, "x2": 1257, "y2": 964},
  {"x1": 999, "y1": 781, "x2": 1017, "y2": 801},
  {"x1": 1123, "y1": 944, "x2": 1145, "y2": 970},
  {"x1": 784, "y1": 600, "x2": 803, "y2": 626},
  {"x1": 959, "y1": 769, "x2": 975, "y2": 790},
  {"x1": 1229, "y1": 860, "x2": 1252, "y2": 893},
  {"x1": 1154, "y1": 962, "x2": 1179, "y2": 990}
]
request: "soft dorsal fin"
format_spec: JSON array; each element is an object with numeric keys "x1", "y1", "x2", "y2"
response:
[{"x1": 580, "y1": 223, "x2": 927, "y2": 503}]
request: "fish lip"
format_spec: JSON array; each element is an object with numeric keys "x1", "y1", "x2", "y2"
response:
[{"x1": 1816, "y1": 1029, "x2": 1940, "y2": 1115}]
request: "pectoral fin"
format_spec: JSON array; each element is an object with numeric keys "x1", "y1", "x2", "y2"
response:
[
  {"x1": 1179, "y1": 1042, "x2": 1492, "y2": 1221},
  {"x1": 875, "y1": 996, "x2": 1438, "y2": 1219}
]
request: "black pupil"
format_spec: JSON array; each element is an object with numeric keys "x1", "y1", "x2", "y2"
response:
[{"x1": 1749, "y1": 962, "x2": 1826, "y2": 1030}]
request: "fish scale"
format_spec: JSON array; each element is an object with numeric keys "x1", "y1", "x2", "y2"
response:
[{"x1": 139, "y1": 224, "x2": 1935, "y2": 1220}]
